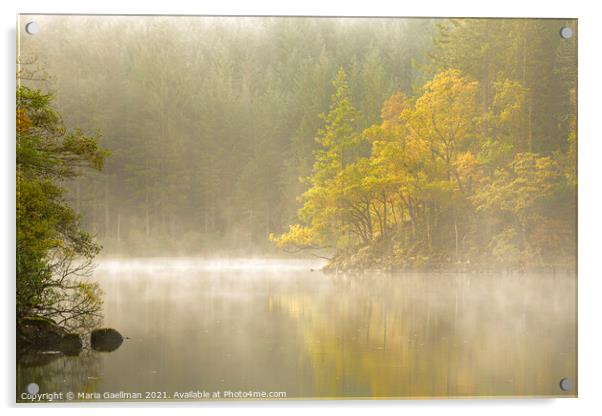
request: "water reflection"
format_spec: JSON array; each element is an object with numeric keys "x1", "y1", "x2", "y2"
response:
[
  {"x1": 271, "y1": 272, "x2": 576, "y2": 397},
  {"x1": 17, "y1": 350, "x2": 103, "y2": 399},
  {"x1": 17, "y1": 259, "x2": 576, "y2": 401}
]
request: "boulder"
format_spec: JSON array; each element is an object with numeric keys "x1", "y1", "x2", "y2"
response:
[
  {"x1": 17, "y1": 316, "x2": 83, "y2": 357},
  {"x1": 18, "y1": 317, "x2": 66, "y2": 349},
  {"x1": 58, "y1": 333, "x2": 83, "y2": 356},
  {"x1": 91, "y1": 328, "x2": 124, "y2": 352}
]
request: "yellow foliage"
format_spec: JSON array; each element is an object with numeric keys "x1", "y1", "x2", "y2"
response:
[
  {"x1": 453, "y1": 151, "x2": 478, "y2": 178},
  {"x1": 380, "y1": 92, "x2": 406, "y2": 131},
  {"x1": 403, "y1": 69, "x2": 479, "y2": 159},
  {"x1": 269, "y1": 224, "x2": 317, "y2": 250}
]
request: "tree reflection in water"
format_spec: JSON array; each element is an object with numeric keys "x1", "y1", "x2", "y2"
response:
[
  {"x1": 17, "y1": 349, "x2": 103, "y2": 400},
  {"x1": 269, "y1": 272, "x2": 576, "y2": 398}
]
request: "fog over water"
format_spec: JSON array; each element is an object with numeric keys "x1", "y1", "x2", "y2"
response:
[
  {"x1": 96, "y1": 258, "x2": 327, "y2": 273},
  {"x1": 18, "y1": 258, "x2": 576, "y2": 400}
]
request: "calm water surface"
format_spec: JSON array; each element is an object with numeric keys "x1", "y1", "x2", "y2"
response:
[{"x1": 17, "y1": 258, "x2": 577, "y2": 400}]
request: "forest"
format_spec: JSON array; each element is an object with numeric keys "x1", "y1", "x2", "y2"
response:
[
  {"x1": 19, "y1": 17, "x2": 576, "y2": 275},
  {"x1": 272, "y1": 20, "x2": 577, "y2": 271}
]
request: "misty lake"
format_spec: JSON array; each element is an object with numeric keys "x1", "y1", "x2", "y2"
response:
[{"x1": 17, "y1": 258, "x2": 576, "y2": 400}]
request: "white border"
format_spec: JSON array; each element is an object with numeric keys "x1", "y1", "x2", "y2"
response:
[{"x1": 3, "y1": 1, "x2": 601, "y2": 415}]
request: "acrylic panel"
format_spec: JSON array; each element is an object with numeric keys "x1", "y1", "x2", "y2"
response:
[{"x1": 16, "y1": 15, "x2": 577, "y2": 402}]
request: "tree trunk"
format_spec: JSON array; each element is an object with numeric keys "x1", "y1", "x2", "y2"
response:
[
  {"x1": 92, "y1": 181, "x2": 98, "y2": 233},
  {"x1": 426, "y1": 203, "x2": 432, "y2": 251},
  {"x1": 366, "y1": 201, "x2": 373, "y2": 241},
  {"x1": 454, "y1": 214, "x2": 459, "y2": 261},
  {"x1": 527, "y1": 98, "x2": 533, "y2": 152},
  {"x1": 145, "y1": 187, "x2": 150, "y2": 236},
  {"x1": 75, "y1": 173, "x2": 81, "y2": 215},
  {"x1": 104, "y1": 174, "x2": 110, "y2": 238},
  {"x1": 117, "y1": 213, "x2": 121, "y2": 243},
  {"x1": 266, "y1": 203, "x2": 271, "y2": 238},
  {"x1": 522, "y1": 23, "x2": 533, "y2": 152},
  {"x1": 382, "y1": 191, "x2": 387, "y2": 238}
]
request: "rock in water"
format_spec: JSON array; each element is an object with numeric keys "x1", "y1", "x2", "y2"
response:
[
  {"x1": 17, "y1": 317, "x2": 83, "y2": 357},
  {"x1": 91, "y1": 328, "x2": 124, "y2": 352},
  {"x1": 18, "y1": 317, "x2": 66, "y2": 348},
  {"x1": 59, "y1": 333, "x2": 83, "y2": 356}
]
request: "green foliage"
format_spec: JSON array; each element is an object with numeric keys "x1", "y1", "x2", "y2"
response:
[
  {"x1": 17, "y1": 86, "x2": 107, "y2": 330},
  {"x1": 312, "y1": 68, "x2": 364, "y2": 184},
  {"x1": 471, "y1": 152, "x2": 572, "y2": 266}
]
